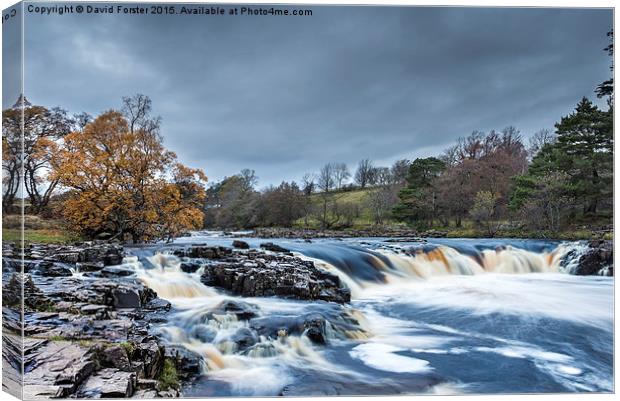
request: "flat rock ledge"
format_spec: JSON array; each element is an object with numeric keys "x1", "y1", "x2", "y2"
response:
[{"x1": 2, "y1": 242, "x2": 205, "y2": 399}]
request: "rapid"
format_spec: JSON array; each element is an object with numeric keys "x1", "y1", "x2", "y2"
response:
[{"x1": 116, "y1": 234, "x2": 614, "y2": 395}]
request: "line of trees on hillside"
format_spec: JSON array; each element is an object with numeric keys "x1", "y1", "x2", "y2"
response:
[{"x1": 202, "y1": 157, "x2": 410, "y2": 230}]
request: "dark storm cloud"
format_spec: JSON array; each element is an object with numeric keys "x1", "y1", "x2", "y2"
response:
[{"x1": 15, "y1": 4, "x2": 613, "y2": 186}]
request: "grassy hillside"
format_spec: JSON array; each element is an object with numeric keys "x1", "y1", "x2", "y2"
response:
[
  {"x1": 2, "y1": 214, "x2": 79, "y2": 244},
  {"x1": 295, "y1": 187, "x2": 403, "y2": 229}
]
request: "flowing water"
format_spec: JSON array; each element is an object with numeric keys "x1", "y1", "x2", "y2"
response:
[{"x1": 118, "y1": 234, "x2": 613, "y2": 396}]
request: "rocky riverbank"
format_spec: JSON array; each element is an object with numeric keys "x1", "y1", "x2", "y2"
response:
[
  {"x1": 1, "y1": 240, "x2": 354, "y2": 398},
  {"x1": 1, "y1": 241, "x2": 196, "y2": 398},
  {"x1": 239, "y1": 227, "x2": 447, "y2": 239}
]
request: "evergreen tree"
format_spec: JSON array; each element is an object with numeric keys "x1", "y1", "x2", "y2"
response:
[
  {"x1": 553, "y1": 97, "x2": 613, "y2": 214},
  {"x1": 511, "y1": 98, "x2": 613, "y2": 219},
  {"x1": 392, "y1": 157, "x2": 445, "y2": 226}
]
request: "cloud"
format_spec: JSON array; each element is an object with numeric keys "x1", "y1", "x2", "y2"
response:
[{"x1": 16, "y1": 5, "x2": 613, "y2": 187}]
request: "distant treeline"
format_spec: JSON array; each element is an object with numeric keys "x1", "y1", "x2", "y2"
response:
[{"x1": 204, "y1": 31, "x2": 614, "y2": 235}]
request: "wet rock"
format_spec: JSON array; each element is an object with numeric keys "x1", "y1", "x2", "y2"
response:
[
  {"x1": 76, "y1": 368, "x2": 136, "y2": 398},
  {"x1": 99, "y1": 345, "x2": 132, "y2": 371},
  {"x1": 76, "y1": 261, "x2": 105, "y2": 272},
  {"x1": 201, "y1": 253, "x2": 350, "y2": 304},
  {"x1": 53, "y1": 252, "x2": 82, "y2": 264},
  {"x1": 230, "y1": 328, "x2": 258, "y2": 351},
  {"x1": 25, "y1": 242, "x2": 125, "y2": 266},
  {"x1": 191, "y1": 325, "x2": 217, "y2": 343},
  {"x1": 143, "y1": 298, "x2": 172, "y2": 312},
  {"x1": 259, "y1": 242, "x2": 291, "y2": 253},
  {"x1": 80, "y1": 304, "x2": 109, "y2": 318},
  {"x1": 112, "y1": 286, "x2": 147, "y2": 308},
  {"x1": 133, "y1": 340, "x2": 164, "y2": 379},
  {"x1": 303, "y1": 314, "x2": 328, "y2": 344},
  {"x1": 3, "y1": 273, "x2": 54, "y2": 311},
  {"x1": 242, "y1": 343, "x2": 277, "y2": 358},
  {"x1": 180, "y1": 262, "x2": 202, "y2": 273},
  {"x1": 99, "y1": 265, "x2": 136, "y2": 278},
  {"x1": 40, "y1": 263, "x2": 73, "y2": 277},
  {"x1": 232, "y1": 240, "x2": 250, "y2": 249},
  {"x1": 574, "y1": 240, "x2": 614, "y2": 276},
  {"x1": 164, "y1": 345, "x2": 202, "y2": 380},
  {"x1": 174, "y1": 245, "x2": 232, "y2": 259},
  {"x1": 212, "y1": 300, "x2": 259, "y2": 320}
]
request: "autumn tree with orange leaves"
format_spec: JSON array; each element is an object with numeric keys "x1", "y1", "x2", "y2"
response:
[{"x1": 51, "y1": 95, "x2": 207, "y2": 242}]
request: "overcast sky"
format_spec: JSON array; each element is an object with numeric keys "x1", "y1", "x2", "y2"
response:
[{"x1": 4, "y1": 4, "x2": 613, "y2": 187}]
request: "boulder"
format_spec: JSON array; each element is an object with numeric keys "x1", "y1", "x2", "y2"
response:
[
  {"x1": 259, "y1": 242, "x2": 291, "y2": 253},
  {"x1": 99, "y1": 345, "x2": 132, "y2": 371},
  {"x1": 143, "y1": 298, "x2": 172, "y2": 312},
  {"x1": 76, "y1": 261, "x2": 105, "y2": 272},
  {"x1": 201, "y1": 253, "x2": 350, "y2": 303},
  {"x1": 190, "y1": 325, "x2": 217, "y2": 343},
  {"x1": 180, "y1": 262, "x2": 202, "y2": 273},
  {"x1": 573, "y1": 240, "x2": 614, "y2": 276},
  {"x1": 211, "y1": 300, "x2": 259, "y2": 320},
  {"x1": 164, "y1": 346, "x2": 202, "y2": 380},
  {"x1": 174, "y1": 245, "x2": 233, "y2": 259},
  {"x1": 232, "y1": 240, "x2": 250, "y2": 249},
  {"x1": 99, "y1": 266, "x2": 136, "y2": 278},
  {"x1": 230, "y1": 328, "x2": 258, "y2": 351},
  {"x1": 40, "y1": 263, "x2": 73, "y2": 277},
  {"x1": 76, "y1": 368, "x2": 136, "y2": 398},
  {"x1": 133, "y1": 340, "x2": 164, "y2": 379},
  {"x1": 303, "y1": 314, "x2": 328, "y2": 344}
]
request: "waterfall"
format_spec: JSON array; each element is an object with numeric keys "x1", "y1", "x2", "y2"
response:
[
  {"x1": 293, "y1": 242, "x2": 579, "y2": 296},
  {"x1": 108, "y1": 238, "x2": 612, "y2": 396}
]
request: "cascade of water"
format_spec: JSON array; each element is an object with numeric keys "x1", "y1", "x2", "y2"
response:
[{"x1": 112, "y1": 239, "x2": 608, "y2": 396}]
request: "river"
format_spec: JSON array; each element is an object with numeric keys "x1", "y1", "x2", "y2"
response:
[{"x1": 121, "y1": 233, "x2": 613, "y2": 396}]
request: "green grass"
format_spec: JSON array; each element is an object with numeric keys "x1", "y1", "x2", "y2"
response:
[
  {"x1": 120, "y1": 341, "x2": 135, "y2": 357},
  {"x1": 48, "y1": 335, "x2": 67, "y2": 341},
  {"x1": 159, "y1": 359, "x2": 179, "y2": 390},
  {"x1": 295, "y1": 188, "x2": 388, "y2": 229},
  {"x1": 444, "y1": 227, "x2": 612, "y2": 240},
  {"x1": 2, "y1": 228, "x2": 78, "y2": 244}
]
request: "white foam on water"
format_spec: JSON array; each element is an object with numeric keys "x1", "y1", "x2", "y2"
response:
[
  {"x1": 359, "y1": 273, "x2": 613, "y2": 330},
  {"x1": 474, "y1": 346, "x2": 572, "y2": 363},
  {"x1": 207, "y1": 366, "x2": 291, "y2": 396},
  {"x1": 349, "y1": 343, "x2": 433, "y2": 373},
  {"x1": 556, "y1": 365, "x2": 582, "y2": 375}
]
